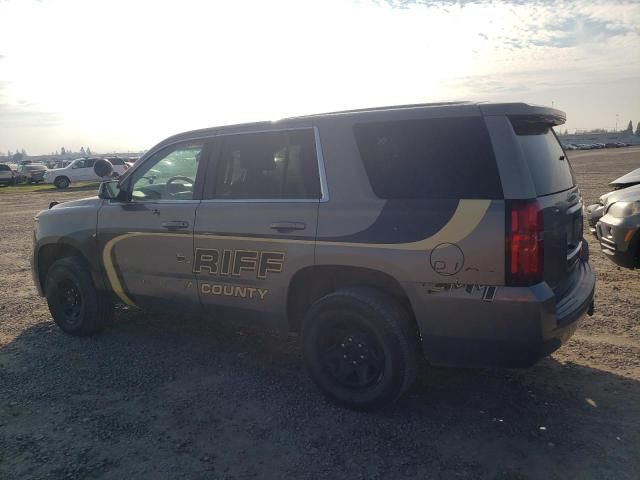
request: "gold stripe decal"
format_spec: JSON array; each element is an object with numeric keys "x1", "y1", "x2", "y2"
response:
[
  {"x1": 102, "y1": 233, "x2": 140, "y2": 307},
  {"x1": 101, "y1": 200, "x2": 491, "y2": 306}
]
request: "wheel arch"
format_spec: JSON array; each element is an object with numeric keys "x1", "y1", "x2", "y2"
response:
[
  {"x1": 36, "y1": 241, "x2": 104, "y2": 294},
  {"x1": 286, "y1": 264, "x2": 416, "y2": 333},
  {"x1": 54, "y1": 175, "x2": 71, "y2": 186}
]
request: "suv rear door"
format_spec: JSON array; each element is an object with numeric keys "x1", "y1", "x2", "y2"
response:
[{"x1": 194, "y1": 126, "x2": 323, "y2": 323}]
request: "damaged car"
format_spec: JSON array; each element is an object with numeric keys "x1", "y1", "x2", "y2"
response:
[{"x1": 596, "y1": 184, "x2": 640, "y2": 268}]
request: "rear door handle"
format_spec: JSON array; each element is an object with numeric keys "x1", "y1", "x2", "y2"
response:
[
  {"x1": 270, "y1": 221, "x2": 306, "y2": 232},
  {"x1": 161, "y1": 220, "x2": 189, "y2": 230}
]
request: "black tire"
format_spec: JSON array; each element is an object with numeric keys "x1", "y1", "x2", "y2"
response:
[
  {"x1": 302, "y1": 287, "x2": 419, "y2": 410},
  {"x1": 54, "y1": 176, "x2": 70, "y2": 189},
  {"x1": 45, "y1": 257, "x2": 113, "y2": 336}
]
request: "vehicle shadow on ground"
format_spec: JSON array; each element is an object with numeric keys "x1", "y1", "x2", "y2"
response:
[{"x1": 1, "y1": 311, "x2": 638, "y2": 479}]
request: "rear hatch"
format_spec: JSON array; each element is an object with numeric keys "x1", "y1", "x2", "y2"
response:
[{"x1": 511, "y1": 117, "x2": 582, "y2": 296}]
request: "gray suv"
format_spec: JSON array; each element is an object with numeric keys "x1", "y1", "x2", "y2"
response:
[{"x1": 33, "y1": 102, "x2": 595, "y2": 409}]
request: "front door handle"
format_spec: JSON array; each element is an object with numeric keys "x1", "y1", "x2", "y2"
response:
[
  {"x1": 270, "y1": 221, "x2": 306, "y2": 232},
  {"x1": 161, "y1": 220, "x2": 189, "y2": 230}
]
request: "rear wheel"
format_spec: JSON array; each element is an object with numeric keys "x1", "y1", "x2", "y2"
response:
[
  {"x1": 302, "y1": 287, "x2": 419, "y2": 410},
  {"x1": 54, "y1": 176, "x2": 70, "y2": 189},
  {"x1": 45, "y1": 257, "x2": 113, "y2": 335}
]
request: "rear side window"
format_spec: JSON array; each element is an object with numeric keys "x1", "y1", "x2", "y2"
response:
[
  {"x1": 511, "y1": 120, "x2": 575, "y2": 196},
  {"x1": 0, "y1": 165, "x2": 10, "y2": 171},
  {"x1": 353, "y1": 117, "x2": 502, "y2": 199},
  {"x1": 212, "y1": 129, "x2": 321, "y2": 199}
]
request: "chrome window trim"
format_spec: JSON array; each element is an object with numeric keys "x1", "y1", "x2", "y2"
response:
[
  {"x1": 313, "y1": 126, "x2": 329, "y2": 203},
  {"x1": 125, "y1": 126, "x2": 329, "y2": 204}
]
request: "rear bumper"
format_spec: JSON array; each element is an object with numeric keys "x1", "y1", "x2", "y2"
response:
[{"x1": 404, "y1": 260, "x2": 595, "y2": 368}]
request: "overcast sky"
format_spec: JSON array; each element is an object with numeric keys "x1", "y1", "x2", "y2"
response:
[{"x1": 0, "y1": 0, "x2": 639, "y2": 155}]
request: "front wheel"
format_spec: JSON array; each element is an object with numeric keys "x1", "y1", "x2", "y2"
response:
[
  {"x1": 45, "y1": 257, "x2": 113, "y2": 335},
  {"x1": 54, "y1": 176, "x2": 70, "y2": 189},
  {"x1": 302, "y1": 287, "x2": 419, "y2": 410}
]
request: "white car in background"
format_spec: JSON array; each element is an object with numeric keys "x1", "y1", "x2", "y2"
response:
[{"x1": 44, "y1": 157, "x2": 128, "y2": 189}]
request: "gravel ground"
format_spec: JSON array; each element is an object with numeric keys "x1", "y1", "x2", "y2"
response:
[{"x1": 1, "y1": 149, "x2": 639, "y2": 479}]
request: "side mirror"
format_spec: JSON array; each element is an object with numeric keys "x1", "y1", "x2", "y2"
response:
[
  {"x1": 98, "y1": 180, "x2": 121, "y2": 200},
  {"x1": 94, "y1": 159, "x2": 114, "y2": 178}
]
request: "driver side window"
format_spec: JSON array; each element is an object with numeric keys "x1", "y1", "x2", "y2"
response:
[{"x1": 130, "y1": 141, "x2": 204, "y2": 201}]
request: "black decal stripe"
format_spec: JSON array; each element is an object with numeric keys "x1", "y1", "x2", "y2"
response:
[{"x1": 321, "y1": 199, "x2": 459, "y2": 244}]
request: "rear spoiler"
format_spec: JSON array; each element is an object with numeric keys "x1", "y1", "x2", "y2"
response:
[{"x1": 479, "y1": 103, "x2": 566, "y2": 126}]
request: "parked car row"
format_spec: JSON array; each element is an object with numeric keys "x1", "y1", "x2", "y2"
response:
[
  {"x1": 563, "y1": 142, "x2": 632, "y2": 150},
  {"x1": 0, "y1": 157, "x2": 132, "y2": 189},
  {"x1": 44, "y1": 157, "x2": 128, "y2": 189},
  {"x1": 587, "y1": 167, "x2": 640, "y2": 269}
]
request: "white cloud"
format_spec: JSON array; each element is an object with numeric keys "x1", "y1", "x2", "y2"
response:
[{"x1": 0, "y1": 0, "x2": 638, "y2": 153}]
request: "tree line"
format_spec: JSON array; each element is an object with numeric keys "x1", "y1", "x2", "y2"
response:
[{"x1": 3, "y1": 146, "x2": 93, "y2": 162}]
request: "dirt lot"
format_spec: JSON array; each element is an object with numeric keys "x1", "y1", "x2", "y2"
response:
[{"x1": 1, "y1": 148, "x2": 639, "y2": 479}]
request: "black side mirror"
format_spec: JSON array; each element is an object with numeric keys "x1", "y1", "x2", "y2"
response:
[
  {"x1": 94, "y1": 159, "x2": 114, "y2": 178},
  {"x1": 98, "y1": 180, "x2": 120, "y2": 200}
]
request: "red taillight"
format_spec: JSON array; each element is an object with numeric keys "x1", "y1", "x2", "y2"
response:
[{"x1": 506, "y1": 200, "x2": 544, "y2": 286}]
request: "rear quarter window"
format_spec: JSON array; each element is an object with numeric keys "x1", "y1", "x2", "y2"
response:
[
  {"x1": 353, "y1": 117, "x2": 502, "y2": 199},
  {"x1": 511, "y1": 120, "x2": 576, "y2": 196}
]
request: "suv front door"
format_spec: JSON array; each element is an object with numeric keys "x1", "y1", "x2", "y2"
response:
[
  {"x1": 97, "y1": 140, "x2": 209, "y2": 311},
  {"x1": 194, "y1": 127, "x2": 322, "y2": 325}
]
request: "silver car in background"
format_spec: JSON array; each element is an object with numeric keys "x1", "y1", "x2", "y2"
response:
[
  {"x1": 0, "y1": 163, "x2": 15, "y2": 186},
  {"x1": 596, "y1": 184, "x2": 640, "y2": 268}
]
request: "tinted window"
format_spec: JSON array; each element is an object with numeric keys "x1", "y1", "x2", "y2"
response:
[
  {"x1": 353, "y1": 117, "x2": 502, "y2": 199},
  {"x1": 511, "y1": 120, "x2": 575, "y2": 196},
  {"x1": 0, "y1": 164, "x2": 10, "y2": 171},
  {"x1": 212, "y1": 130, "x2": 320, "y2": 199},
  {"x1": 108, "y1": 158, "x2": 124, "y2": 165}
]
